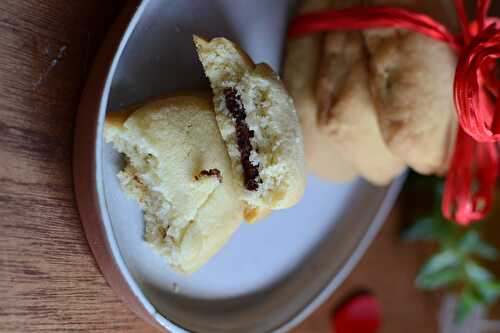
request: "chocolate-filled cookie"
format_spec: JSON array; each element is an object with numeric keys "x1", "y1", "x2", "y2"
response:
[{"x1": 194, "y1": 36, "x2": 306, "y2": 223}]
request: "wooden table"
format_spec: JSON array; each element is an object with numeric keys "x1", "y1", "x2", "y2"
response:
[{"x1": 0, "y1": 1, "x2": 441, "y2": 332}]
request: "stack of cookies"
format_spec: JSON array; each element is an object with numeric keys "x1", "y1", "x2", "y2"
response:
[{"x1": 284, "y1": 0, "x2": 458, "y2": 185}]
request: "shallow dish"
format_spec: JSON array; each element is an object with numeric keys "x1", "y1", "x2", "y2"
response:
[{"x1": 74, "y1": 0, "x2": 406, "y2": 332}]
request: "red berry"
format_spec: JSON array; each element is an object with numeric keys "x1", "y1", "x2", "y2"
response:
[{"x1": 331, "y1": 293, "x2": 381, "y2": 333}]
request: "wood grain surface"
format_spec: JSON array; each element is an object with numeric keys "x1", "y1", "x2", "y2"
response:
[
  {"x1": 0, "y1": 1, "x2": 442, "y2": 332},
  {"x1": 0, "y1": 1, "x2": 154, "y2": 332}
]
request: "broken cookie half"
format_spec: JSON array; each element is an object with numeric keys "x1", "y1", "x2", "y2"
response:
[
  {"x1": 194, "y1": 35, "x2": 306, "y2": 222},
  {"x1": 104, "y1": 95, "x2": 243, "y2": 274}
]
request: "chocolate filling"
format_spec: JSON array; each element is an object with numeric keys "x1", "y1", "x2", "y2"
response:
[
  {"x1": 195, "y1": 168, "x2": 222, "y2": 182},
  {"x1": 223, "y1": 87, "x2": 260, "y2": 191}
]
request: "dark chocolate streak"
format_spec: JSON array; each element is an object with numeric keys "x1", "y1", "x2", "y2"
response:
[{"x1": 223, "y1": 88, "x2": 260, "y2": 191}]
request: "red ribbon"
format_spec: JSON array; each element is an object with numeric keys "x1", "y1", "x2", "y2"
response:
[{"x1": 289, "y1": 0, "x2": 500, "y2": 225}]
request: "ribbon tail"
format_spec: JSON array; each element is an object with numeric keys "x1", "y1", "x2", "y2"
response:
[{"x1": 442, "y1": 128, "x2": 499, "y2": 224}]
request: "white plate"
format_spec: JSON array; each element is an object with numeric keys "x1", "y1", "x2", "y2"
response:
[{"x1": 74, "y1": 0, "x2": 406, "y2": 332}]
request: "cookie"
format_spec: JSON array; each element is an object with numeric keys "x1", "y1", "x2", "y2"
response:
[
  {"x1": 363, "y1": 0, "x2": 458, "y2": 174},
  {"x1": 194, "y1": 36, "x2": 306, "y2": 222},
  {"x1": 104, "y1": 95, "x2": 243, "y2": 274},
  {"x1": 284, "y1": 0, "x2": 359, "y2": 182},
  {"x1": 315, "y1": 27, "x2": 405, "y2": 185}
]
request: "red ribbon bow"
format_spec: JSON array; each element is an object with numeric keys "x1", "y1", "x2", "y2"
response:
[{"x1": 289, "y1": 0, "x2": 500, "y2": 225}]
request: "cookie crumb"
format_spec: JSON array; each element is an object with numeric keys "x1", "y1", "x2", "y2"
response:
[{"x1": 195, "y1": 168, "x2": 222, "y2": 182}]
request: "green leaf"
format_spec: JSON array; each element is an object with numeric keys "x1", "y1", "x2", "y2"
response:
[
  {"x1": 456, "y1": 231, "x2": 498, "y2": 260},
  {"x1": 455, "y1": 291, "x2": 481, "y2": 324},
  {"x1": 420, "y1": 250, "x2": 460, "y2": 276},
  {"x1": 457, "y1": 231, "x2": 481, "y2": 253},
  {"x1": 474, "y1": 281, "x2": 500, "y2": 303},
  {"x1": 464, "y1": 261, "x2": 493, "y2": 283},
  {"x1": 403, "y1": 217, "x2": 446, "y2": 241},
  {"x1": 416, "y1": 267, "x2": 461, "y2": 289},
  {"x1": 471, "y1": 242, "x2": 499, "y2": 261}
]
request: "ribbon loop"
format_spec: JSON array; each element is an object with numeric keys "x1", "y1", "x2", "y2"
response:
[{"x1": 454, "y1": 23, "x2": 500, "y2": 143}]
